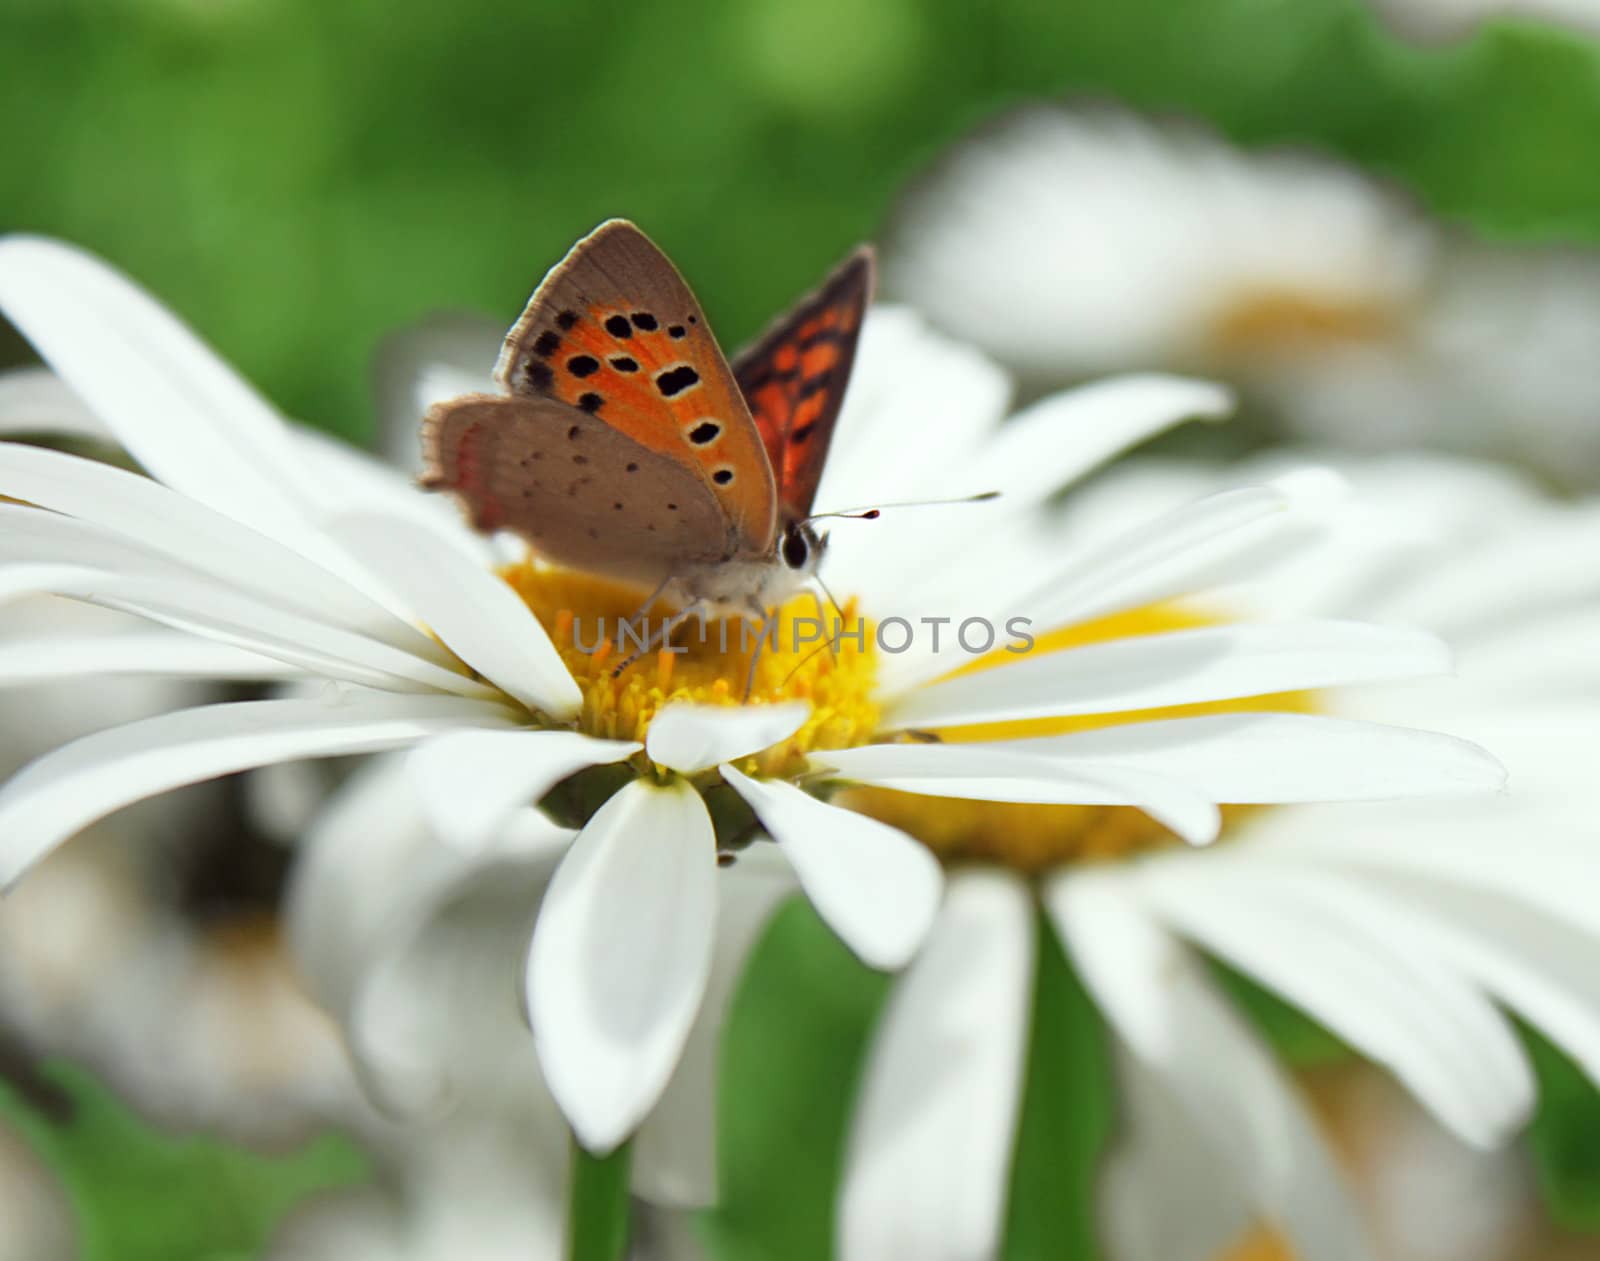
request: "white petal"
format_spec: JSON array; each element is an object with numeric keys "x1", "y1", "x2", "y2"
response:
[
  {"x1": 411, "y1": 729, "x2": 638, "y2": 853},
  {"x1": 0, "y1": 442, "x2": 441, "y2": 658},
  {"x1": 1274, "y1": 853, "x2": 1600, "y2": 1091},
  {"x1": 1048, "y1": 872, "x2": 1374, "y2": 1261},
  {"x1": 0, "y1": 689, "x2": 517, "y2": 888},
  {"x1": 630, "y1": 846, "x2": 798, "y2": 1208},
  {"x1": 0, "y1": 553, "x2": 490, "y2": 698},
  {"x1": 815, "y1": 742, "x2": 1220, "y2": 845},
  {"x1": 644, "y1": 701, "x2": 809, "y2": 774},
  {"x1": 839, "y1": 870, "x2": 1033, "y2": 1261},
  {"x1": 0, "y1": 236, "x2": 313, "y2": 537},
  {"x1": 961, "y1": 374, "x2": 1233, "y2": 507},
  {"x1": 527, "y1": 778, "x2": 717, "y2": 1153},
  {"x1": 0, "y1": 366, "x2": 106, "y2": 439},
  {"x1": 288, "y1": 757, "x2": 571, "y2": 1118},
  {"x1": 1139, "y1": 859, "x2": 1532, "y2": 1147},
  {"x1": 0, "y1": 630, "x2": 300, "y2": 685},
  {"x1": 719, "y1": 765, "x2": 942, "y2": 969},
  {"x1": 326, "y1": 513, "x2": 581, "y2": 719},
  {"x1": 1026, "y1": 713, "x2": 1506, "y2": 802},
  {"x1": 1023, "y1": 481, "x2": 1329, "y2": 632},
  {"x1": 292, "y1": 425, "x2": 495, "y2": 566},
  {"x1": 1102, "y1": 1049, "x2": 1254, "y2": 1261},
  {"x1": 887, "y1": 620, "x2": 1449, "y2": 730}
]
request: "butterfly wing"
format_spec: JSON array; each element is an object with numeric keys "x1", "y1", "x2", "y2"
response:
[
  {"x1": 422, "y1": 393, "x2": 731, "y2": 587},
  {"x1": 496, "y1": 220, "x2": 777, "y2": 556},
  {"x1": 731, "y1": 246, "x2": 874, "y2": 519}
]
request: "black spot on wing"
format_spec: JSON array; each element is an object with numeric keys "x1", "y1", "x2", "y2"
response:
[
  {"x1": 712, "y1": 468, "x2": 734, "y2": 485},
  {"x1": 631, "y1": 312, "x2": 659, "y2": 331},
  {"x1": 533, "y1": 331, "x2": 561, "y2": 358},
  {"x1": 656, "y1": 365, "x2": 701, "y2": 398},
  {"x1": 524, "y1": 362, "x2": 554, "y2": 390},
  {"x1": 604, "y1": 315, "x2": 632, "y2": 338},
  {"x1": 688, "y1": 421, "x2": 721, "y2": 445},
  {"x1": 567, "y1": 355, "x2": 600, "y2": 378},
  {"x1": 610, "y1": 356, "x2": 639, "y2": 373},
  {"x1": 556, "y1": 310, "x2": 579, "y2": 330},
  {"x1": 578, "y1": 393, "x2": 604, "y2": 413},
  {"x1": 668, "y1": 324, "x2": 686, "y2": 339}
]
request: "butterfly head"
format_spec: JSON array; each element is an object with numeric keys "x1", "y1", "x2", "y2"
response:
[{"x1": 779, "y1": 517, "x2": 828, "y2": 577}]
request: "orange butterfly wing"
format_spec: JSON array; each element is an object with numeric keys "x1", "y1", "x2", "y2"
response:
[
  {"x1": 496, "y1": 220, "x2": 777, "y2": 556},
  {"x1": 732, "y1": 246, "x2": 874, "y2": 519}
]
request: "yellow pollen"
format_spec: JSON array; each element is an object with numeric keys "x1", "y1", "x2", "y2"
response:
[
  {"x1": 839, "y1": 602, "x2": 1315, "y2": 874},
  {"x1": 499, "y1": 561, "x2": 881, "y2": 777},
  {"x1": 1214, "y1": 1229, "x2": 1293, "y2": 1261},
  {"x1": 1207, "y1": 288, "x2": 1401, "y2": 357}
]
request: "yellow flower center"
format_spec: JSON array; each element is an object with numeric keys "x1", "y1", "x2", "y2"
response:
[
  {"x1": 839, "y1": 603, "x2": 1314, "y2": 874},
  {"x1": 1206, "y1": 288, "x2": 1401, "y2": 357},
  {"x1": 499, "y1": 561, "x2": 881, "y2": 777}
]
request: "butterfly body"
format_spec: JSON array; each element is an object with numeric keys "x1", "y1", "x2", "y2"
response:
[{"x1": 422, "y1": 220, "x2": 871, "y2": 619}]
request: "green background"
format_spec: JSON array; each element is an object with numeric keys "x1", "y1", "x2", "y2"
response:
[{"x1": 6, "y1": 0, "x2": 1600, "y2": 1255}]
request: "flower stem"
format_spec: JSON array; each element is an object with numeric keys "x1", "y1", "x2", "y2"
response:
[{"x1": 566, "y1": 1133, "x2": 632, "y2": 1261}]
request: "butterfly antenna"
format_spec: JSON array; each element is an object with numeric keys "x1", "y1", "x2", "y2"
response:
[{"x1": 802, "y1": 490, "x2": 999, "y2": 524}]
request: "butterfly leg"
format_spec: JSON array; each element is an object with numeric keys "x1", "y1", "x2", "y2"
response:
[
  {"x1": 808, "y1": 587, "x2": 839, "y2": 666},
  {"x1": 741, "y1": 600, "x2": 780, "y2": 702},
  {"x1": 610, "y1": 599, "x2": 709, "y2": 679}
]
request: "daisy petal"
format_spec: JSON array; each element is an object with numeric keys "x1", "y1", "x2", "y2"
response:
[
  {"x1": 1049, "y1": 872, "x2": 1374, "y2": 1261},
  {"x1": 1028, "y1": 713, "x2": 1506, "y2": 801},
  {"x1": 816, "y1": 743, "x2": 1220, "y2": 845},
  {"x1": 887, "y1": 620, "x2": 1449, "y2": 730},
  {"x1": 631, "y1": 846, "x2": 797, "y2": 1208},
  {"x1": 645, "y1": 701, "x2": 810, "y2": 774},
  {"x1": 0, "y1": 367, "x2": 105, "y2": 439},
  {"x1": 410, "y1": 729, "x2": 639, "y2": 853},
  {"x1": 964, "y1": 374, "x2": 1233, "y2": 506},
  {"x1": 327, "y1": 513, "x2": 581, "y2": 719},
  {"x1": 1024, "y1": 483, "x2": 1312, "y2": 631},
  {"x1": 1140, "y1": 860, "x2": 1531, "y2": 1147},
  {"x1": 719, "y1": 765, "x2": 942, "y2": 969},
  {"x1": 0, "y1": 630, "x2": 300, "y2": 685},
  {"x1": 0, "y1": 237, "x2": 311, "y2": 536},
  {"x1": 0, "y1": 690, "x2": 517, "y2": 889},
  {"x1": 839, "y1": 870, "x2": 1033, "y2": 1261},
  {"x1": 1102, "y1": 1049, "x2": 1254, "y2": 1261},
  {"x1": 0, "y1": 443, "x2": 438, "y2": 656},
  {"x1": 527, "y1": 778, "x2": 717, "y2": 1154}
]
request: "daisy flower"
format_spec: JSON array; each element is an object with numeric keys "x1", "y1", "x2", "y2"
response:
[
  {"x1": 1365, "y1": 0, "x2": 1600, "y2": 41},
  {"x1": 882, "y1": 104, "x2": 1600, "y2": 489},
  {"x1": 829, "y1": 449, "x2": 1600, "y2": 1261},
  {"x1": 0, "y1": 236, "x2": 1498, "y2": 1165}
]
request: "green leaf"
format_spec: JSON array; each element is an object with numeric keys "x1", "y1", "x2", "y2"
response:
[
  {"x1": 0, "y1": 1059, "x2": 368, "y2": 1261},
  {"x1": 567, "y1": 1136, "x2": 633, "y2": 1261},
  {"x1": 1000, "y1": 908, "x2": 1115, "y2": 1261},
  {"x1": 699, "y1": 896, "x2": 892, "y2": 1261},
  {"x1": 1524, "y1": 1024, "x2": 1600, "y2": 1233}
]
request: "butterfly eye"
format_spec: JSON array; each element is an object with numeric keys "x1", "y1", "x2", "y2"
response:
[{"x1": 781, "y1": 524, "x2": 810, "y2": 570}]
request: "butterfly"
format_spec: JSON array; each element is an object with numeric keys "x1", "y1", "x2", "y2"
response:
[{"x1": 420, "y1": 220, "x2": 872, "y2": 630}]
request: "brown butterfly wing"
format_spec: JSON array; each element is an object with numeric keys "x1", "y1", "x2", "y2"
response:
[
  {"x1": 496, "y1": 220, "x2": 776, "y2": 556},
  {"x1": 732, "y1": 246, "x2": 874, "y2": 519},
  {"x1": 421, "y1": 393, "x2": 732, "y2": 588}
]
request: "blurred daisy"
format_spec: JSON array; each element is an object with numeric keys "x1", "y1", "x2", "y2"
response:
[
  {"x1": 829, "y1": 449, "x2": 1600, "y2": 1261},
  {"x1": 1366, "y1": 0, "x2": 1600, "y2": 41},
  {"x1": 883, "y1": 105, "x2": 1600, "y2": 488},
  {"x1": 0, "y1": 237, "x2": 1497, "y2": 1167}
]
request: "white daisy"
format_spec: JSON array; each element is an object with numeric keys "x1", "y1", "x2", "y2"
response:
[
  {"x1": 1366, "y1": 0, "x2": 1600, "y2": 41},
  {"x1": 882, "y1": 104, "x2": 1600, "y2": 489},
  {"x1": 0, "y1": 236, "x2": 1498, "y2": 1167},
  {"x1": 830, "y1": 449, "x2": 1600, "y2": 1261}
]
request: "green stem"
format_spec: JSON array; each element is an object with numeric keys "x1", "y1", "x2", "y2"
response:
[{"x1": 567, "y1": 1134, "x2": 633, "y2": 1261}]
